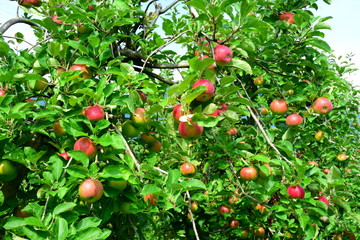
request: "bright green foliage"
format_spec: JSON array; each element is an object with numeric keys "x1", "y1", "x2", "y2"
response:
[{"x1": 0, "y1": 0, "x2": 359, "y2": 239}]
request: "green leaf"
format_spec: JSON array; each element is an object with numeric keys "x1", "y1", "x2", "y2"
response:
[
  {"x1": 101, "y1": 165, "x2": 132, "y2": 180},
  {"x1": 3, "y1": 217, "x2": 26, "y2": 229},
  {"x1": 332, "y1": 197, "x2": 351, "y2": 212},
  {"x1": 66, "y1": 165, "x2": 88, "y2": 178},
  {"x1": 53, "y1": 217, "x2": 68, "y2": 240},
  {"x1": 305, "y1": 38, "x2": 331, "y2": 52},
  {"x1": 73, "y1": 227, "x2": 103, "y2": 240},
  {"x1": 74, "y1": 57, "x2": 98, "y2": 68},
  {"x1": 50, "y1": 156, "x2": 64, "y2": 181},
  {"x1": 182, "y1": 85, "x2": 207, "y2": 104},
  {"x1": 53, "y1": 202, "x2": 77, "y2": 215},
  {"x1": 98, "y1": 132, "x2": 125, "y2": 149},
  {"x1": 230, "y1": 59, "x2": 252, "y2": 74},
  {"x1": 141, "y1": 184, "x2": 162, "y2": 195},
  {"x1": 68, "y1": 150, "x2": 89, "y2": 168},
  {"x1": 298, "y1": 212, "x2": 310, "y2": 231},
  {"x1": 76, "y1": 217, "x2": 102, "y2": 232},
  {"x1": 314, "y1": 22, "x2": 331, "y2": 30},
  {"x1": 166, "y1": 169, "x2": 181, "y2": 191},
  {"x1": 275, "y1": 140, "x2": 294, "y2": 157},
  {"x1": 181, "y1": 179, "x2": 206, "y2": 191}
]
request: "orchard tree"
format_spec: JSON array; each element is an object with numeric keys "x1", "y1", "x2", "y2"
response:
[{"x1": 0, "y1": 0, "x2": 359, "y2": 239}]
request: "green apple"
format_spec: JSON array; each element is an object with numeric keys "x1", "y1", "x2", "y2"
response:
[
  {"x1": 0, "y1": 160, "x2": 17, "y2": 182},
  {"x1": 108, "y1": 180, "x2": 128, "y2": 191}
]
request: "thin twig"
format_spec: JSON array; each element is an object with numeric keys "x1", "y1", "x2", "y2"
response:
[
  {"x1": 28, "y1": 37, "x2": 53, "y2": 52},
  {"x1": 41, "y1": 186, "x2": 54, "y2": 221},
  {"x1": 0, "y1": 35, "x2": 34, "y2": 47},
  {"x1": 133, "y1": 66, "x2": 176, "y2": 85}
]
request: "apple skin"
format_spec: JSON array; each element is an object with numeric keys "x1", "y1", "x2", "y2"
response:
[
  {"x1": 178, "y1": 121, "x2": 203, "y2": 140},
  {"x1": 73, "y1": 137, "x2": 97, "y2": 159},
  {"x1": 253, "y1": 77, "x2": 264, "y2": 86},
  {"x1": 14, "y1": 206, "x2": 32, "y2": 218},
  {"x1": 84, "y1": 106, "x2": 105, "y2": 121},
  {"x1": 337, "y1": 153, "x2": 348, "y2": 161},
  {"x1": 144, "y1": 194, "x2": 157, "y2": 206},
  {"x1": 59, "y1": 152, "x2": 70, "y2": 161},
  {"x1": 313, "y1": 97, "x2": 333, "y2": 115},
  {"x1": 77, "y1": 24, "x2": 92, "y2": 34},
  {"x1": 287, "y1": 185, "x2": 305, "y2": 199},
  {"x1": 192, "y1": 79, "x2": 215, "y2": 102},
  {"x1": 260, "y1": 107, "x2": 269, "y2": 115},
  {"x1": 286, "y1": 114, "x2": 303, "y2": 127},
  {"x1": 254, "y1": 227, "x2": 266, "y2": 237},
  {"x1": 53, "y1": 120, "x2": 66, "y2": 136},
  {"x1": 0, "y1": 160, "x2": 18, "y2": 182},
  {"x1": 122, "y1": 121, "x2": 140, "y2": 138},
  {"x1": 239, "y1": 167, "x2": 258, "y2": 181},
  {"x1": 270, "y1": 100, "x2": 288, "y2": 115},
  {"x1": 229, "y1": 219, "x2": 240, "y2": 228},
  {"x1": 316, "y1": 196, "x2": 329, "y2": 206},
  {"x1": 172, "y1": 104, "x2": 184, "y2": 123},
  {"x1": 141, "y1": 133, "x2": 157, "y2": 144},
  {"x1": 52, "y1": 15, "x2": 64, "y2": 24},
  {"x1": 199, "y1": 55, "x2": 215, "y2": 71},
  {"x1": 78, "y1": 179, "x2": 103, "y2": 203},
  {"x1": 210, "y1": 109, "x2": 220, "y2": 116},
  {"x1": 19, "y1": 0, "x2": 41, "y2": 8},
  {"x1": 255, "y1": 203, "x2": 266, "y2": 214},
  {"x1": 180, "y1": 163, "x2": 196, "y2": 176},
  {"x1": 226, "y1": 128, "x2": 238, "y2": 136},
  {"x1": 214, "y1": 44, "x2": 233, "y2": 66},
  {"x1": 218, "y1": 205, "x2": 230, "y2": 215},
  {"x1": 29, "y1": 78, "x2": 48, "y2": 91},
  {"x1": 69, "y1": 64, "x2": 91, "y2": 80},
  {"x1": 218, "y1": 104, "x2": 228, "y2": 113},
  {"x1": 315, "y1": 130, "x2": 324, "y2": 141},
  {"x1": 108, "y1": 180, "x2": 127, "y2": 191},
  {"x1": 148, "y1": 140, "x2": 162, "y2": 152},
  {"x1": 259, "y1": 164, "x2": 272, "y2": 178},
  {"x1": 279, "y1": 12, "x2": 295, "y2": 24},
  {"x1": 0, "y1": 89, "x2": 6, "y2": 97},
  {"x1": 131, "y1": 108, "x2": 150, "y2": 128},
  {"x1": 138, "y1": 91, "x2": 147, "y2": 103},
  {"x1": 288, "y1": 89, "x2": 295, "y2": 95},
  {"x1": 308, "y1": 161, "x2": 319, "y2": 167},
  {"x1": 323, "y1": 168, "x2": 330, "y2": 174},
  {"x1": 190, "y1": 201, "x2": 199, "y2": 212}
]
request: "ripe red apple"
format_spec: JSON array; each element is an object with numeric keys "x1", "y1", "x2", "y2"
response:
[
  {"x1": 229, "y1": 219, "x2": 240, "y2": 228},
  {"x1": 52, "y1": 15, "x2": 64, "y2": 24},
  {"x1": 84, "y1": 106, "x2": 104, "y2": 121},
  {"x1": 254, "y1": 227, "x2": 266, "y2": 237},
  {"x1": 74, "y1": 137, "x2": 97, "y2": 159},
  {"x1": 286, "y1": 114, "x2": 303, "y2": 127},
  {"x1": 316, "y1": 196, "x2": 329, "y2": 206},
  {"x1": 144, "y1": 194, "x2": 157, "y2": 205},
  {"x1": 253, "y1": 77, "x2": 264, "y2": 86},
  {"x1": 192, "y1": 79, "x2": 215, "y2": 102},
  {"x1": 69, "y1": 64, "x2": 91, "y2": 80},
  {"x1": 122, "y1": 121, "x2": 140, "y2": 138},
  {"x1": 180, "y1": 163, "x2": 196, "y2": 176},
  {"x1": 190, "y1": 201, "x2": 199, "y2": 212},
  {"x1": 255, "y1": 203, "x2": 266, "y2": 214},
  {"x1": 218, "y1": 104, "x2": 228, "y2": 113},
  {"x1": 313, "y1": 97, "x2": 333, "y2": 115},
  {"x1": 0, "y1": 160, "x2": 17, "y2": 182},
  {"x1": 59, "y1": 152, "x2": 70, "y2": 160},
  {"x1": 148, "y1": 140, "x2": 162, "y2": 152},
  {"x1": 138, "y1": 91, "x2": 147, "y2": 103},
  {"x1": 308, "y1": 161, "x2": 319, "y2": 167},
  {"x1": 172, "y1": 104, "x2": 184, "y2": 123},
  {"x1": 132, "y1": 108, "x2": 150, "y2": 128},
  {"x1": 78, "y1": 179, "x2": 103, "y2": 203},
  {"x1": 279, "y1": 12, "x2": 295, "y2": 24},
  {"x1": 270, "y1": 100, "x2": 288, "y2": 115},
  {"x1": 19, "y1": 0, "x2": 41, "y2": 7},
  {"x1": 337, "y1": 153, "x2": 348, "y2": 161},
  {"x1": 218, "y1": 205, "x2": 230, "y2": 215},
  {"x1": 0, "y1": 89, "x2": 6, "y2": 97},
  {"x1": 226, "y1": 128, "x2": 238, "y2": 136},
  {"x1": 315, "y1": 130, "x2": 324, "y2": 141},
  {"x1": 178, "y1": 121, "x2": 203, "y2": 140},
  {"x1": 287, "y1": 185, "x2": 305, "y2": 199},
  {"x1": 108, "y1": 180, "x2": 127, "y2": 191},
  {"x1": 210, "y1": 109, "x2": 220, "y2": 116},
  {"x1": 53, "y1": 120, "x2": 66, "y2": 136},
  {"x1": 239, "y1": 167, "x2": 258, "y2": 181},
  {"x1": 260, "y1": 107, "x2": 269, "y2": 115},
  {"x1": 323, "y1": 168, "x2": 330, "y2": 174},
  {"x1": 214, "y1": 44, "x2": 233, "y2": 66}
]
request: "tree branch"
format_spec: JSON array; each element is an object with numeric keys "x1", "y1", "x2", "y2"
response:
[
  {"x1": 0, "y1": 18, "x2": 40, "y2": 34},
  {"x1": 0, "y1": 35, "x2": 34, "y2": 47},
  {"x1": 133, "y1": 66, "x2": 176, "y2": 85}
]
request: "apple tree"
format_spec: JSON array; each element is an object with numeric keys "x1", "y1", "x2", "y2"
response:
[{"x1": 0, "y1": 0, "x2": 359, "y2": 239}]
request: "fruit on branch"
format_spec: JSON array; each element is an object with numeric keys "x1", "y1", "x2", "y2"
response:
[
  {"x1": 52, "y1": 15, "x2": 64, "y2": 24},
  {"x1": 210, "y1": 109, "x2": 220, "y2": 116},
  {"x1": 226, "y1": 128, "x2": 238, "y2": 135},
  {"x1": 0, "y1": 89, "x2": 6, "y2": 97},
  {"x1": 74, "y1": 137, "x2": 97, "y2": 159},
  {"x1": 29, "y1": 78, "x2": 48, "y2": 91},
  {"x1": 308, "y1": 161, "x2": 319, "y2": 167},
  {"x1": 259, "y1": 164, "x2": 272, "y2": 178},
  {"x1": 240, "y1": 167, "x2": 258, "y2": 181},
  {"x1": 337, "y1": 153, "x2": 348, "y2": 161},
  {"x1": 316, "y1": 196, "x2": 329, "y2": 206},
  {"x1": 56, "y1": 68, "x2": 66, "y2": 75},
  {"x1": 148, "y1": 140, "x2": 162, "y2": 152},
  {"x1": 255, "y1": 203, "x2": 266, "y2": 214},
  {"x1": 214, "y1": 44, "x2": 233, "y2": 66},
  {"x1": 218, "y1": 104, "x2": 228, "y2": 113},
  {"x1": 172, "y1": 104, "x2": 184, "y2": 124},
  {"x1": 108, "y1": 180, "x2": 128, "y2": 191},
  {"x1": 0, "y1": 160, "x2": 17, "y2": 182},
  {"x1": 190, "y1": 201, "x2": 199, "y2": 212},
  {"x1": 253, "y1": 77, "x2": 264, "y2": 86},
  {"x1": 19, "y1": 0, "x2": 41, "y2": 8},
  {"x1": 180, "y1": 162, "x2": 196, "y2": 176},
  {"x1": 69, "y1": 64, "x2": 91, "y2": 80},
  {"x1": 323, "y1": 168, "x2": 330, "y2": 174},
  {"x1": 288, "y1": 89, "x2": 295, "y2": 95},
  {"x1": 53, "y1": 120, "x2": 66, "y2": 136},
  {"x1": 78, "y1": 179, "x2": 103, "y2": 203},
  {"x1": 192, "y1": 79, "x2": 215, "y2": 102},
  {"x1": 138, "y1": 91, "x2": 147, "y2": 103},
  {"x1": 239, "y1": 230, "x2": 249, "y2": 239},
  {"x1": 270, "y1": 100, "x2": 288, "y2": 115},
  {"x1": 313, "y1": 97, "x2": 333, "y2": 115},
  {"x1": 132, "y1": 108, "x2": 150, "y2": 128},
  {"x1": 141, "y1": 133, "x2": 157, "y2": 144},
  {"x1": 84, "y1": 106, "x2": 105, "y2": 121},
  {"x1": 144, "y1": 194, "x2": 157, "y2": 206},
  {"x1": 178, "y1": 120, "x2": 203, "y2": 140},
  {"x1": 14, "y1": 206, "x2": 32, "y2": 218},
  {"x1": 218, "y1": 205, "x2": 230, "y2": 215},
  {"x1": 260, "y1": 107, "x2": 269, "y2": 115},
  {"x1": 287, "y1": 185, "x2": 305, "y2": 199},
  {"x1": 286, "y1": 114, "x2": 303, "y2": 127},
  {"x1": 229, "y1": 219, "x2": 240, "y2": 228},
  {"x1": 279, "y1": 12, "x2": 295, "y2": 24},
  {"x1": 77, "y1": 24, "x2": 92, "y2": 34},
  {"x1": 59, "y1": 152, "x2": 70, "y2": 160},
  {"x1": 254, "y1": 227, "x2": 266, "y2": 237},
  {"x1": 199, "y1": 55, "x2": 216, "y2": 71},
  {"x1": 122, "y1": 121, "x2": 140, "y2": 138},
  {"x1": 315, "y1": 130, "x2": 324, "y2": 141}
]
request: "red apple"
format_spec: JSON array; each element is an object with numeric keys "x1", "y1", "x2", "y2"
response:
[
  {"x1": 315, "y1": 130, "x2": 324, "y2": 141},
  {"x1": 218, "y1": 205, "x2": 230, "y2": 215},
  {"x1": 254, "y1": 227, "x2": 266, "y2": 237},
  {"x1": 260, "y1": 107, "x2": 269, "y2": 115},
  {"x1": 253, "y1": 77, "x2": 264, "y2": 86},
  {"x1": 19, "y1": 0, "x2": 41, "y2": 7},
  {"x1": 148, "y1": 140, "x2": 162, "y2": 152},
  {"x1": 199, "y1": 55, "x2": 216, "y2": 71},
  {"x1": 210, "y1": 109, "x2": 220, "y2": 116},
  {"x1": 316, "y1": 196, "x2": 329, "y2": 206},
  {"x1": 226, "y1": 128, "x2": 238, "y2": 136},
  {"x1": 52, "y1": 15, "x2": 64, "y2": 24},
  {"x1": 144, "y1": 194, "x2": 157, "y2": 206},
  {"x1": 0, "y1": 160, "x2": 17, "y2": 182},
  {"x1": 53, "y1": 120, "x2": 66, "y2": 136},
  {"x1": 218, "y1": 104, "x2": 228, "y2": 113},
  {"x1": 178, "y1": 121, "x2": 203, "y2": 140},
  {"x1": 138, "y1": 91, "x2": 147, "y2": 103},
  {"x1": 192, "y1": 79, "x2": 215, "y2": 102},
  {"x1": 59, "y1": 152, "x2": 70, "y2": 161},
  {"x1": 286, "y1": 114, "x2": 303, "y2": 127},
  {"x1": 180, "y1": 163, "x2": 196, "y2": 176},
  {"x1": 229, "y1": 219, "x2": 240, "y2": 228},
  {"x1": 74, "y1": 137, "x2": 97, "y2": 159},
  {"x1": 84, "y1": 106, "x2": 104, "y2": 121},
  {"x1": 313, "y1": 97, "x2": 333, "y2": 115},
  {"x1": 0, "y1": 89, "x2": 6, "y2": 97},
  {"x1": 78, "y1": 179, "x2": 103, "y2": 203},
  {"x1": 287, "y1": 185, "x2": 305, "y2": 199},
  {"x1": 270, "y1": 100, "x2": 288, "y2": 115},
  {"x1": 122, "y1": 121, "x2": 140, "y2": 138},
  {"x1": 69, "y1": 64, "x2": 91, "y2": 80},
  {"x1": 132, "y1": 108, "x2": 150, "y2": 128},
  {"x1": 108, "y1": 180, "x2": 127, "y2": 191},
  {"x1": 337, "y1": 153, "x2": 348, "y2": 161},
  {"x1": 279, "y1": 12, "x2": 295, "y2": 24},
  {"x1": 323, "y1": 168, "x2": 330, "y2": 174},
  {"x1": 214, "y1": 44, "x2": 233, "y2": 66},
  {"x1": 239, "y1": 167, "x2": 258, "y2": 181},
  {"x1": 172, "y1": 104, "x2": 184, "y2": 123}
]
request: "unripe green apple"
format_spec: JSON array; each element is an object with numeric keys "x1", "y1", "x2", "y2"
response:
[
  {"x1": 132, "y1": 108, "x2": 150, "y2": 128},
  {"x1": 29, "y1": 78, "x2": 48, "y2": 91},
  {"x1": 0, "y1": 160, "x2": 17, "y2": 182},
  {"x1": 122, "y1": 120, "x2": 140, "y2": 138},
  {"x1": 108, "y1": 180, "x2": 128, "y2": 191}
]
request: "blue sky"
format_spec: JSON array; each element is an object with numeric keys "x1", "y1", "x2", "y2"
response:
[{"x1": 0, "y1": 0, "x2": 359, "y2": 88}]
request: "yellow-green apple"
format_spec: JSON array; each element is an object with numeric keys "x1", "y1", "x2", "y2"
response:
[
  {"x1": 192, "y1": 79, "x2": 215, "y2": 102},
  {"x1": 240, "y1": 166, "x2": 258, "y2": 181},
  {"x1": 0, "y1": 160, "x2": 17, "y2": 182},
  {"x1": 178, "y1": 120, "x2": 203, "y2": 140},
  {"x1": 19, "y1": 0, "x2": 41, "y2": 7},
  {"x1": 69, "y1": 64, "x2": 91, "y2": 80},
  {"x1": 190, "y1": 201, "x2": 199, "y2": 212},
  {"x1": 138, "y1": 91, "x2": 147, "y2": 103},
  {"x1": 53, "y1": 120, "x2": 66, "y2": 136},
  {"x1": 288, "y1": 89, "x2": 294, "y2": 95},
  {"x1": 122, "y1": 120, "x2": 140, "y2": 138},
  {"x1": 52, "y1": 15, "x2": 64, "y2": 24},
  {"x1": 316, "y1": 196, "x2": 329, "y2": 206},
  {"x1": 286, "y1": 114, "x2": 303, "y2": 127},
  {"x1": 313, "y1": 97, "x2": 333, "y2": 114},
  {"x1": 74, "y1": 137, "x2": 97, "y2": 159},
  {"x1": 59, "y1": 152, "x2": 70, "y2": 160},
  {"x1": 315, "y1": 130, "x2": 324, "y2": 141},
  {"x1": 84, "y1": 106, "x2": 104, "y2": 121},
  {"x1": 226, "y1": 128, "x2": 238, "y2": 135},
  {"x1": 270, "y1": 100, "x2": 288, "y2": 115},
  {"x1": 144, "y1": 194, "x2": 157, "y2": 205},
  {"x1": 253, "y1": 77, "x2": 264, "y2": 86},
  {"x1": 180, "y1": 162, "x2": 196, "y2": 176},
  {"x1": 172, "y1": 104, "x2": 184, "y2": 123},
  {"x1": 337, "y1": 153, "x2": 348, "y2": 161},
  {"x1": 29, "y1": 78, "x2": 48, "y2": 91},
  {"x1": 214, "y1": 44, "x2": 233, "y2": 66},
  {"x1": 77, "y1": 24, "x2": 91, "y2": 34},
  {"x1": 108, "y1": 180, "x2": 127, "y2": 191},
  {"x1": 260, "y1": 107, "x2": 269, "y2": 115},
  {"x1": 132, "y1": 108, "x2": 150, "y2": 128},
  {"x1": 287, "y1": 185, "x2": 305, "y2": 199},
  {"x1": 78, "y1": 179, "x2": 103, "y2": 203},
  {"x1": 279, "y1": 12, "x2": 295, "y2": 24}
]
